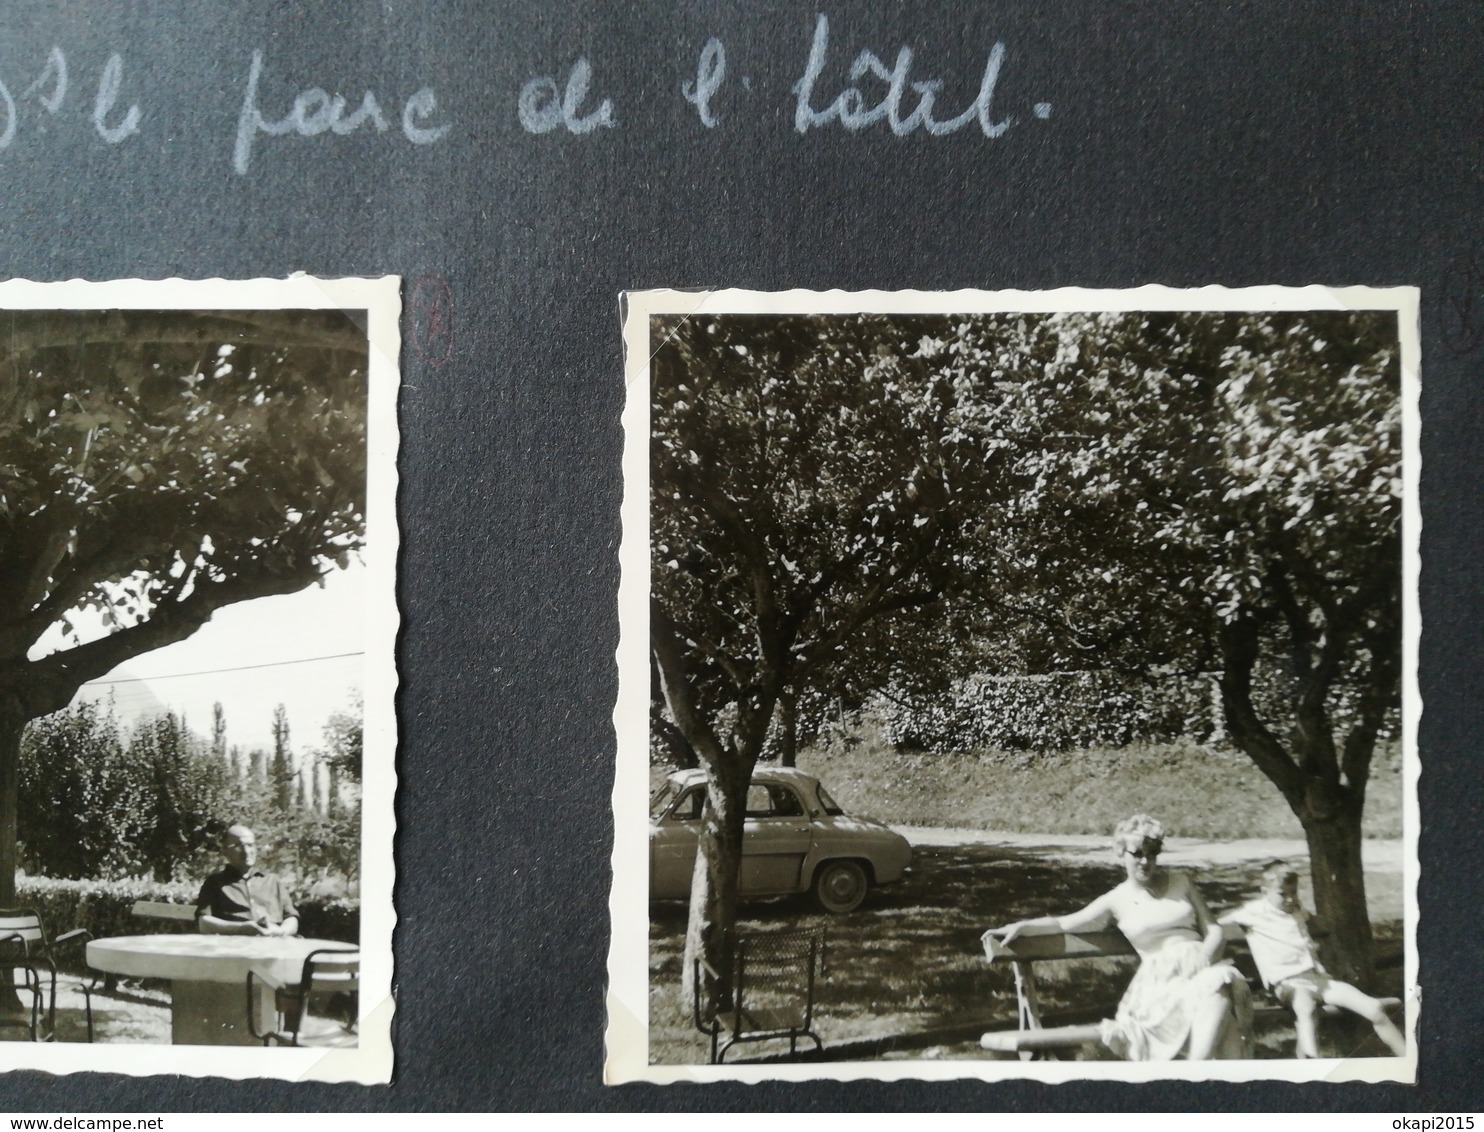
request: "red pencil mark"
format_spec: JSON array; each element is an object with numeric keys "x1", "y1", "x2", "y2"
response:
[{"x1": 409, "y1": 272, "x2": 454, "y2": 366}]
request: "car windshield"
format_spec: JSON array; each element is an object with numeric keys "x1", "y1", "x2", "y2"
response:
[
  {"x1": 649, "y1": 783, "x2": 676, "y2": 820},
  {"x1": 815, "y1": 784, "x2": 845, "y2": 816}
]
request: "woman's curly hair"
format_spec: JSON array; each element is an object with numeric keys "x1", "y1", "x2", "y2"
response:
[{"x1": 1112, "y1": 813, "x2": 1166, "y2": 853}]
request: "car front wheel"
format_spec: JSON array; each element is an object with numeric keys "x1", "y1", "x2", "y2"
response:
[{"x1": 813, "y1": 860, "x2": 868, "y2": 914}]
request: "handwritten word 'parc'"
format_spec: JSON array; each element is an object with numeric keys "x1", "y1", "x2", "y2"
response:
[
  {"x1": 792, "y1": 14, "x2": 1047, "y2": 137},
  {"x1": 234, "y1": 51, "x2": 450, "y2": 174},
  {"x1": 0, "y1": 46, "x2": 141, "y2": 149}
]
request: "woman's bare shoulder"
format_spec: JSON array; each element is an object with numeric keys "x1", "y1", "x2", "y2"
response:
[{"x1": 1100, "y1": 879, "x2": 1138, "y2": 911}]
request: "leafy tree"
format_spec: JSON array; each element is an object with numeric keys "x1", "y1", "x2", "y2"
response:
[
  {"x1": 17, "y1": 698, "x2": 132, "y2": 878},
  {"x1": 649, "y1": 313, "x2": 1007, "y2": 996},
  {"x1": 952, "y1": 309, "x2": 1403, "y2": 985},
  {"x1": 211, "y1": 702, "x2": 228, "y2": 762},
  {"x1": 128, "y1": 710, "x2": 235, "y2": 881},
  {"x1": 319, "y1": 692, "x2": 364, "y2": 784},
  {"x1": 270, "y1": 703, "x2": 296, "y2": 813},
  {"x1": 319, "y1": 696, "x2": 362, "y2": 869},
  {"x1": 0, "y1": 310, "x2": 367, "y2": 903},
  {"x1": 19, "y1": 703, "x2": 234, "y2": 882}
]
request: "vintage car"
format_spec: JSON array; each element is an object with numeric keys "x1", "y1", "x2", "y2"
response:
[{"x1": 649, "y1": 766, "x2": 913, "y2": 913}]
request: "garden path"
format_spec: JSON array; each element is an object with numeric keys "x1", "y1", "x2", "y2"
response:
[{"x1": 897, "y1": 826, "x2": 1405, "y2": 871}]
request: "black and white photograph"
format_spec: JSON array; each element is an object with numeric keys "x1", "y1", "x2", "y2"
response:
[
  {"x1": 0, "y1": 277, "x2": 399, "y2": 1082},
  {"x1": 608, "y1": 287, "x2": 1419, "y2": 1084}
]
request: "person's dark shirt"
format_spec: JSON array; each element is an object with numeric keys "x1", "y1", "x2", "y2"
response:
[{"x1": 195, "y1": 865, "x2": 298, "y2": 927}]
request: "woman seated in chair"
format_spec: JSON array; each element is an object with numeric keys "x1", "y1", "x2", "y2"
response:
[{"x1": 986, "y1": 813, "x2": 1253, "y2": 1060}]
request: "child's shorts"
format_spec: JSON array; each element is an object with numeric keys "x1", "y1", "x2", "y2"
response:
[{"x1": 1273, "y1": 971, "x2": 1332, "y2": 1002}]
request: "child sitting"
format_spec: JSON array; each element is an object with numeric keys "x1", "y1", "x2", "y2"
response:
[{"x1": 1219, "y1": 861, "x2": 1405, "y2": 1059}]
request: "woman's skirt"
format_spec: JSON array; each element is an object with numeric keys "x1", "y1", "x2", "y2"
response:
[{"x1": 1099, "y1": 940, "x2": 1253, "y2": 1061}]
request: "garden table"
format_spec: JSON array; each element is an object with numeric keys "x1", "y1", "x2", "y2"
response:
[{"x1": 87, "y1": 934, "x2": 356, "y2": 1046}]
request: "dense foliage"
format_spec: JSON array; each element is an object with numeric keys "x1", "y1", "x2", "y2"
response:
[
  {"x1": 18, "y1": 698, "x2": 360, "y2": 886},
  {"x1": 651, "y1": 307, "x2": 1404, "y2": 985},
  {"x1": 650, "y1": 313, "x2": 1012, "y2": 992},
  {"x1": 0, "y1": 309, "x2": 369, "y2": 902},
  {"x1": 848, "y1": 668, "x2": 1399, "y2": 755}
]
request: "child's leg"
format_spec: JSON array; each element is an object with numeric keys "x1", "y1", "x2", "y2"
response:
[
  {"x1": 1320, "y1": 980, "x2": 1406, "y2": 1056},
  {"x1": 1287, "y1": 985, "x2": 1320, "y2": 1058}
]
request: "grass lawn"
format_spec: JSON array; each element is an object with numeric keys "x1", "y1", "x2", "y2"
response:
[
  {"x1": 792, "y1": 732, "x2": 1404, "y2": 841},
  {"x1": 647, "y1": 839, "x2": 1405, "y2": 1064},
  {"x1": 0, "y1": 979, "x2": 170, "y2": 1044}
]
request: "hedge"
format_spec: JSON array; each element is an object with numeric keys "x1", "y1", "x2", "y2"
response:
[
  {"x1": 872, "y1": 667, "x2": 1399, "y2": 754},
  {"x1": 10, "y1": 875, "x2": 359, "y2": 972}
]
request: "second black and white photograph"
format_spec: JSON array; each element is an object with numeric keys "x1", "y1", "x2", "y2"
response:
[{"x1": 609, "y1": 287, "x2": 1418, "y2": 1084}]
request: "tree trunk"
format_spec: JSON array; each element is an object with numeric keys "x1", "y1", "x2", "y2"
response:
[
  {"x1": 1302, "y1": 798, "x2": 1376, "y2": 990},
  {"x1": 777, "y1": 688, "x2": 798, "y2": 768},
  {"x1": 680, "y1": 764, "x2": 749, "y2": 1010},
  {"x1": 650, "y1": 651, "x2": 699, "y2": 769},
  {"x1": 1218, "y1": 616, "x2": 1380, "y2": 986},
  {"x1": 652, "y1": 713, "x2": 698, "y2": 770},
  {"x1": 0, "y1": 710, "x2": 26, "y2": 1014},
  {"x1": 0, "y1": 709, "x2": 21, "y2": 907}
]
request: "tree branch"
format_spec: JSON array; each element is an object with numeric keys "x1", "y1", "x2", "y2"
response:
[
  {"x1": 0, "y1": 528, "x2": 175, "y2": 656},
  {"x1": 1217, "y1": 614, "x2": 1305, "y2": 805},
  {"x1": 0, "y1": 312, "x2": 368, "y2": 358},
  {"x1": 650, "y1": 607, "x2": 730, "y2": 774},
  {"x1": 1340, "y1": 610, "x2": 1402, "y2": 802},
  {"x1": 17, "y1": 555, "x2": 326, "y2": 719}
]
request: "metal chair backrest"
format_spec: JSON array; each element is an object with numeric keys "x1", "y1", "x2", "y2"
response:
[
  {"x1": 729, "y1": 929, "x2": 821, "y2": 1032},
  {"x1": 131, "y1": 900, "x2": 198, "y2": 923},
  {"x1": 284, "y1": 948, "x2": 359, "y2": 1044},
  {"x1": 301, "y1": 948, "x2": 360, "y2": 995},
  {"x1": 0, "y1": 910, "x2": 47, "y2": 957}
]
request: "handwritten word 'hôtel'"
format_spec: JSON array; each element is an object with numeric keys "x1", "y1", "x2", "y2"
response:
[{"x1": 0, "y1": 16, "x2": 1049, "y2": 175}]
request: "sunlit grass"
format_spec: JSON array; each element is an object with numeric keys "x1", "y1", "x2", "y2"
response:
[
  {"x1": 791, "y1": 726, "x2": 1403, "y2": 841},
  {"x1": 647, "y1": 718, "x2": 1406, "y2": 1062},
  {"x1": 0, "y1": 979, "x2": 170, "y2": 1044},
  {"x1": 648, "y1": 843, "x2": 1404, "y2": 1064}
]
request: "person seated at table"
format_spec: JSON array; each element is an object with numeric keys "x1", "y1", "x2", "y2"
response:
[{"x1": 196, "y1": 824, "x2": 300, "y2": 937}]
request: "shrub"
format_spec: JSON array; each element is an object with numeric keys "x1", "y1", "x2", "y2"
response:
[
  {"x1": 296, "y1": 897, "x2": 360, "y2": 944},
  {"x1": 872, "y1": 665, "x2": 1400, "y2": 754},
  {"x1": 795, "y1": 731, "x2": 1404, "y2": 841},
  {"x1": 875, "y1": 672, "x2": 1213, "y2": 752}
]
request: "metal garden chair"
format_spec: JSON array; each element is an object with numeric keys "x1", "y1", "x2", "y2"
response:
[
  {"x1": 0, "y1": 908, "x2": 97, "y2": 1041},
  {"x1": 693, "y1": 928, "x2": 825, "y2": 1064},
  {"x1": 246, "y1": 947, "x2": 360, "y2": 1047}
]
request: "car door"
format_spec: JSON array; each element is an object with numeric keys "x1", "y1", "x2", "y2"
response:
[
  {"x1": 650, "y1": 785, "x2": 703, "y2": 898},
  {"x1": 740, "y1": 783, "x2": 814, "y2": 895}
]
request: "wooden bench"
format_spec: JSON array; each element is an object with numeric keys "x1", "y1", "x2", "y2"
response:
[
  {"x1": 978, "y1": 924, "x2": 1399, "y2": 1057},
  {"x1": 131, "y1": 901, "x2": 198, "y2": 925}
]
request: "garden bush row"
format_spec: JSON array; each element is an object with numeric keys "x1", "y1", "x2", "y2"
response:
[
  {"x1": 865, "y1": 668, "x2": 1399, "y2": 754},
  {"x1": 13, "y1": 875, "x2": 359, "y2": 971},
  {"x1": 873, "y1": 671, "x2": 1208, "y2": 751}
]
